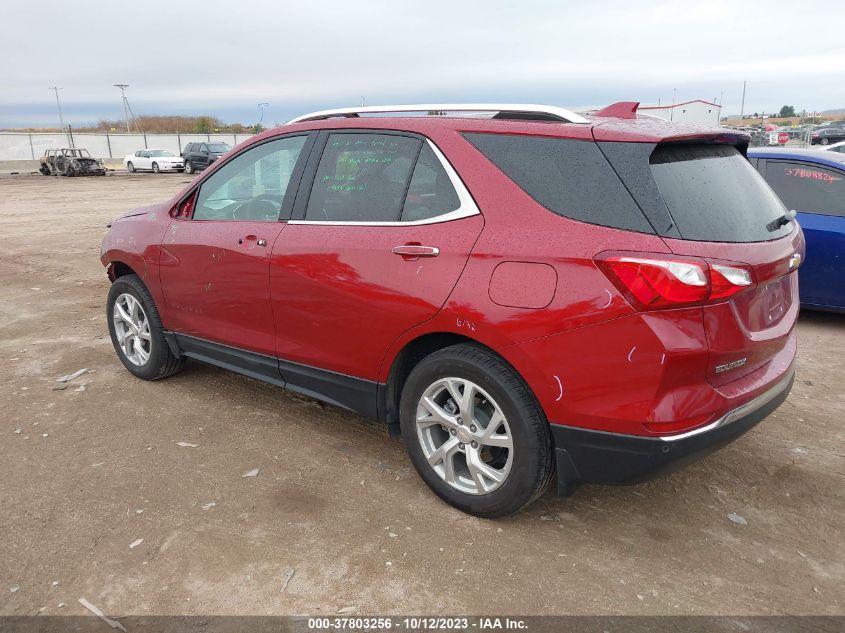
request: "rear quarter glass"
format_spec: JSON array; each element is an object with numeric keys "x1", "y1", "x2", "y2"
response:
[
  {"x1": 649, "y1": 145, "x2": 794, "y2": 242},
  {"x1": 463, "y1": 133, "x2": 655, "y2": 234}
]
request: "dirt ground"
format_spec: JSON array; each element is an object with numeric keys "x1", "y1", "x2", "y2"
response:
[{"x1": 0, "y1": 173, "x2": 842, "y2": 617}]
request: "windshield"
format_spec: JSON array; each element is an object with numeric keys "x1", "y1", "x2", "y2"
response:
[
  {"x1": 208, "y1": 143, "x2": 230, "y2": 153},
  {"x1": 149, "y1": 150, "x2": 174, "y2": 157},
  {"x1": 649, "y1": 145, "x2": 794, "y2": 242}
]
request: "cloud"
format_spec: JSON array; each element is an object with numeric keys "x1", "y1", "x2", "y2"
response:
[{"x1": 2, "y1": 0, "x2": 843, "y2": 126}]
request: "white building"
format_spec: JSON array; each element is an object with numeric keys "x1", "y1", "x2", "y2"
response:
[{"x1": 637, "y1": 100, "x2": 722, "y2": 127}]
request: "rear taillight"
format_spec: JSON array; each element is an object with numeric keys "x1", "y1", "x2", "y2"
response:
[
  {"x1": 595, "y1": 253, "x2": 754, "y2": 310},
  {"x1": 710, "y1": 264, "x2": 753, "y2": 299}
]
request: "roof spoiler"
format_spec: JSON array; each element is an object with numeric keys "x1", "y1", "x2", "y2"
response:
[{"x1": 594, "y1": 102, "x2": 640, "y2": 119}]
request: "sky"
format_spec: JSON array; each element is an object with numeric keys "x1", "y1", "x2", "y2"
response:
[{"x1": 2, "y1": 0, "x2": 844, "y2": 128}]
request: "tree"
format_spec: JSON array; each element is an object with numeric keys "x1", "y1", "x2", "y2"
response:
[
  {"x1": 779, "y1": 105, "x2": 796, "y2": 118},
  {"x1": 195, "y1": 116, "x2": 211, "y2": 133}
]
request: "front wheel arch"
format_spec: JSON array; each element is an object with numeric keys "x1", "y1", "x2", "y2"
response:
[{"x1": 107, "y1": 260, "x2": 138, "y2": 282}]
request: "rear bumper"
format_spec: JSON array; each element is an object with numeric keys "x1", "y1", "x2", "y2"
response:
[{"x1": 551, "y1": 367, "x2": 795, "y2": 495}]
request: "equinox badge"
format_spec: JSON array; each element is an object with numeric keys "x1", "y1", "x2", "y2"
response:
[{"x1": 715, "y1": 358, "x2": 748, "y2": 374}]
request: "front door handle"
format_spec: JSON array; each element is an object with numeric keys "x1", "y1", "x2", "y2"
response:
[
  {"x1": 237, "y1": 235, "x2": 268, "y2": 248},
  {"x1": 392, "y1": 245, "x2": 440, "y2": 258}
]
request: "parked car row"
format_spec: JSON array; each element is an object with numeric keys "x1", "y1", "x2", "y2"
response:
[
  {"x1": 101, "y1": 102, "x2": 813, "y2": 517},
  {"x1": 810, "y1": 127, "x2": 845, "y2": 145},
  {"x1": 123, "y1": 142, "x2": 231, "y2": 175}
]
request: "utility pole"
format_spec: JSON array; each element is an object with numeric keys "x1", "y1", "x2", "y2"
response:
[
  {"x1": 49, "y1": 86, "x2": 66, "y2": 135},
  {"x1": 114, "y1": 84, "x2": 132, "y2": 133},
  {"x1": 257, "y1": 102, "x2": 269, "y2": 130},
  {"x1": 739, "y1": 80, "x2": 746, "y2": 123}
]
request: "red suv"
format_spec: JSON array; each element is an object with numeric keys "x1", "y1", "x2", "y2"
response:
[{"x1": 101, "y1": 103, "x2": 802, "y2": 517}]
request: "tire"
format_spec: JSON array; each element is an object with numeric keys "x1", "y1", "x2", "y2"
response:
[
  {"x1": 39, "y1": 164, "x2": 50, "y2": 176},
  {"x1": 127, "y1": 161, "x2": 135, "y2": 173},
  {"x1": 399, "y1": 344, "x2": 553, "y2": 517},
  {"x1": 107, "y1": 274, "x2": 183, "y2": 381},
  {"x1": 184, "y1": 161, "x2": 194, "y2": 174},
  {"x1": 821, "y1": 138, "x2": 829, "y2": 145},
  {"x1": 152, "y1": 162, "x2": 160, "y2": 174}
]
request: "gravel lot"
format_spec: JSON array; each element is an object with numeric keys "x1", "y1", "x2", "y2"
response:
[{"x1": 1, "y1": 173, "x2": 843, "y2": 617}]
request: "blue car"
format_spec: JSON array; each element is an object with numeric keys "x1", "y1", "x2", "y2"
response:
[{"x1": 748, "y1": 148, "x2": 845, "y2": 311}]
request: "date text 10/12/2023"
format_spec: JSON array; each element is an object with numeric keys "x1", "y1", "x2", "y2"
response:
[{"x1": 306, "y1": 617, "x2": 528, "y2": 630}]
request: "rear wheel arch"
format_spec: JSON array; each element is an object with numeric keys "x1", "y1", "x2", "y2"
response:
[{"x1": 381, "y1": 332, "x2": 542, "y2": 429}]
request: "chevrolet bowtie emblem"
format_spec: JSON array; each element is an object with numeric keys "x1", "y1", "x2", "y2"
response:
[{"x1": 788, "y1": 253, "x2": 802, "y2": 270}]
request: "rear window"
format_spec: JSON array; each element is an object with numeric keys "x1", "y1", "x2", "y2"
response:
[
  {"x1": 762, "y1": 160, "x2": 845, "y2": 217},
  {"x1": 464, "y1": 133, "x2": 654, "y2": 233},
  {"x1": 650, "y1": 145, "x2": 793, "y2": 242}
]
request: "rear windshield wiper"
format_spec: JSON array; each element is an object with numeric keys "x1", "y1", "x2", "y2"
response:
[{"x1": 767, "y1": 209, "x2": 796, "y2": 232}]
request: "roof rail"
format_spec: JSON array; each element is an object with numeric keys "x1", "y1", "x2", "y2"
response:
[{"x1": 288, "y1": 104, "x2": 590, "y2": 125}]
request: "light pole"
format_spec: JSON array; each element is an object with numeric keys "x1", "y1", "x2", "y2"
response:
[
  {"x1": 49, "y1": 86, "x2": 66, "y2": 136},
  {"x1": 257, "y1": 103, "x2": 269, "y2": 130},
  {"x1": 114, "y1": 84, "x2": 132, "y2": 133},
  {"x1": 670, "y1": 87, "x2": 676, "y2": 122}
]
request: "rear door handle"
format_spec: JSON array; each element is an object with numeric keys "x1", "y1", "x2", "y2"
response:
[{"x1": 392, "y1": 245, "x2": 440, "y2": 258}]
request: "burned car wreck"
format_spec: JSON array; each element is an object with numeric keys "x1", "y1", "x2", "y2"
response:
[{"x1": 40, "y1": 148, "x2": 107, "y2": 176}]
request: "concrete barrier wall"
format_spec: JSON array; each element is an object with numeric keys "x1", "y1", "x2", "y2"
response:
[
  {"x1": 0, "y1": 132, "x2": 255, "y2": 161},
  {"x1": 0, "y1": 158, "x2": 126, "y2": 173}
]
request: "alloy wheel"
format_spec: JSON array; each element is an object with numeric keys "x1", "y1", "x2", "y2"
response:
[
  {"x1": 112, "y1": 293, "x2": 152, "y2": 366},
  {"x1": 415, "y1": 377, "x2": 513, "y2": 495}
]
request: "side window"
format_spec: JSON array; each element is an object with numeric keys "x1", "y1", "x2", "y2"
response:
[
  {"x1": 763, "y1": 161, "x2": 845, "y2": 217},
  {"x1": 200, "y1": 144, "x2": 209, "y2": 153},
  {"x1": 401, "y1": 143, "x2": 460, "y2": 222},
  {"x1": 193, "y1": 135, "x2": 307, "y2": 222},
  {"x1": 305, "y1": 133, "x2": 421, "y2": 222}
]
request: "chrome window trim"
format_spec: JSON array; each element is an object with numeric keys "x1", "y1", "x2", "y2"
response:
[
  {"x1": 288, "y1": 103, "x2": 589, "y2": 125},
  {"x1": 290, "y1": 139, "x2": 481, "y2": 227},
  {"x1": 659, "y1": 368, "x2": 795, "y2": 442}
]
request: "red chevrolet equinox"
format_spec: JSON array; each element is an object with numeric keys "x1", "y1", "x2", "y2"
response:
[{"x1": 101, "y1": 103, "x2": 802, "y2": 517}]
